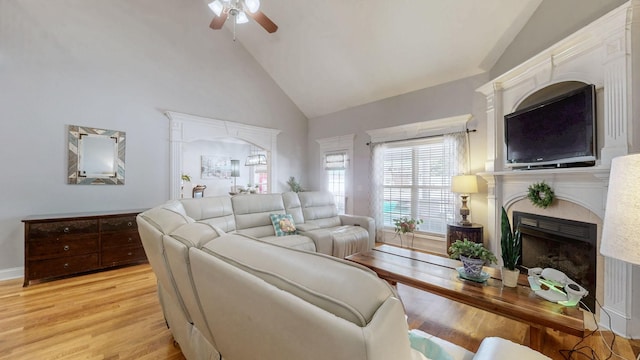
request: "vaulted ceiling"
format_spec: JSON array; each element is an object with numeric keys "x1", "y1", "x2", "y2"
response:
[{"x1": 212, "y1": 0, "x2": 543, "y2": 118}]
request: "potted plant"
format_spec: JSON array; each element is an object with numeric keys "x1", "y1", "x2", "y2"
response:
[
  {"x1": 393, "y1": 217, "x2": 423, "y2": 248},
  {"x1": 500, "y1": 207, "x2": 522, "y2": 287},
  {"x1": 287, "y1": 176, "x2": 303, "y2": 193},
  {"x1": 180, "y1": 174, "x2": 192, "y2": 199},
  {"x1": 448, "y1": 239, "x2": 497, "y2": 277}
]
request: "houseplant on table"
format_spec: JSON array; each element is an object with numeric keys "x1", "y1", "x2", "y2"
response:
[
  {"x1": 448, "y1": 239, "x2": 497, "y2": 278},
  {"x1": 393, "y1": 217, "x2": 423, "y2": 248},
  {"x1": 500, "y1": 207, "x2": 522, "y2": 287}
]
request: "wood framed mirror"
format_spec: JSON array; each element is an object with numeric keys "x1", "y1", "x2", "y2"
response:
[{"x1": 67, "y1": 125, "x2": 126, "y2": 185}]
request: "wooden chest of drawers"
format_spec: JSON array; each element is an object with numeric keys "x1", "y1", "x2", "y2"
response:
[{"x1": 22, "y1": 209, "x2": 147, "y2": 286}]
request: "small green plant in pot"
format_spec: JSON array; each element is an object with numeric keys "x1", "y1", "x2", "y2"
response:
[
  {"x1": 449, "y1": 239, "x2": 497, "y2": 277},
  {"x1": 500, "y1": 207, "x2": 522, "y2": 287}
]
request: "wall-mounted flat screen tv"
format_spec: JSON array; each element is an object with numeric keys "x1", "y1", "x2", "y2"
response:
[{"x1": 504, "y1": 84, "x2": 596, "y2": 169}]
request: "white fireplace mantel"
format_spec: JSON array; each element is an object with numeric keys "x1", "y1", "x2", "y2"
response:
[{"x1": 477, "y1": 0, "x2": 640, "y2": 338}]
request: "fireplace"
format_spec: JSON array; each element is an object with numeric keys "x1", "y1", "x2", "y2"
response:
[{"x1": 513, "y1": 211, "x2": 597, "y2": 312}]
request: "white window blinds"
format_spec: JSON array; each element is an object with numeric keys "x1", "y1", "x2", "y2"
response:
[
  {"x1": 325, "y1": 152, "x2": 347, "y2": 214},
  {"x1": 375, "y1": 136, "x2": 461, "y2": 235}
]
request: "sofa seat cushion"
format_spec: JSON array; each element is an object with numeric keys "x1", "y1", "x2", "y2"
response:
[
  {"x1": 259, "y1": 234, "x2": 316, "y2": 252},
  {"x1": 200, "y1": 234, "x2": 396, "y2": 326},
  {"x1": 300, "y1": 225, "x2": 370, "y2": 258}
]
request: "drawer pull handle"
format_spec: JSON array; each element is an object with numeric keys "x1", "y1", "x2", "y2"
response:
[
  {"x1": 127, "y1": 252, "x2": 133, "y2": 256},
  {"x1": 63, "y1": 263, "x2": 69, "y2": 268},
  {"x1": 127, "y1": 237, "x2": 133, "y2": 242},
  {"x1": 127, "y1": 222, "x2": 133, "y2": 227},
  {"x1": 63, "y1": 227, "x2": 70, "y2": 233},
  {"x1": 63, "y1": 245, "x2": 70, "y2": 251}
]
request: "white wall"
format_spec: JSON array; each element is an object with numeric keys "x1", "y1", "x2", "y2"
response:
[{"x1": 0, "y1": 0, "x2": 308, "y2": 274}]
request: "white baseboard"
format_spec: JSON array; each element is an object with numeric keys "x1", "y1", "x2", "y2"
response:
[{"x1": 0, "y1": 267, "x2": 23, "y2": 281}]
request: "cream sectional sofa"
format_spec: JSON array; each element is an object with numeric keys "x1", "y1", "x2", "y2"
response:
[
  {"x1": 137, "y1": 192, "x2": 552, "y2": 360},
  {"x1": 178, "y1": 191, "x2": 374, "y2": 258}
]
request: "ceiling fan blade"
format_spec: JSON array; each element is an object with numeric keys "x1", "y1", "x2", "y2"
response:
[
  {"x1": 209, "y1": 12, "x2": 228, "y2": 30},
  {"x1": 248, "y1": 11, "x2": 278, "y2": 33}
]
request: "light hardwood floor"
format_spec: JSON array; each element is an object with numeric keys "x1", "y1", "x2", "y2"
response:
[{"x1": 0, "y1": 264, "x2": 638, "y2": 360}]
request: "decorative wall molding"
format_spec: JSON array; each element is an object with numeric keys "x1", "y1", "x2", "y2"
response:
[
  {"x1": 366, "y1": 114, "x2": 471, "y2": 144},
  {"x1": 0, "y1": 267, "x2": 23, "y2": 281}
]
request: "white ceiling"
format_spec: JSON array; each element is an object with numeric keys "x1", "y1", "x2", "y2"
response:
[{"x1": 216, "y1": 0, "x2": 542, "y2": 119}]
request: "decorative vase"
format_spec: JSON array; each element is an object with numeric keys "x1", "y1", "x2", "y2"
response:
[
  {"x1": 460, "y1": 256, "x2": 485, "y2": 277},
  {"x1": 501, "y1": 267, "x2": 520, "y2": 288}
]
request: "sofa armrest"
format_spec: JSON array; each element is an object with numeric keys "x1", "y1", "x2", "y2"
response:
[
  {"x1": 339, "y1": 214, "x2": 375, "y2": 249},
  {"x1": 472, "y1": 337, "x2": 551, "y2": 360},
  {"x1": 296, "y1": 223, "x2": 320, "y2": 232},
  {"x1": 409, "y1": 329, "x2": 474, "y2": 360},
  {"x1": 296, "y1": 228, "x2": 333, "y2": 255}
]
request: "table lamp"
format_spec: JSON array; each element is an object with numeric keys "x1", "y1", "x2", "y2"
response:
[
  {"x1": 451, "y1": 174, "x2": 479, "y2": 226},
  {"x1": 600, "y1": 153, "x2": 640, "y2": 266},
  {"x1": 230, "y1": 159, "x2": 240, "y2": 193}
]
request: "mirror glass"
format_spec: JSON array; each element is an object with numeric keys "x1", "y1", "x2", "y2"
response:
[
  {"x1": 79, "y1": 134, "x2": 117, "y2": 177},
  {"x1": 68, "y1": 125, "x2": 126, "y2": 185}
]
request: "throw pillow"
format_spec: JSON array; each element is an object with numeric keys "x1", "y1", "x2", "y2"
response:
[{"x1": 270, "y1": 213, "x2": 297, "y2": 236}]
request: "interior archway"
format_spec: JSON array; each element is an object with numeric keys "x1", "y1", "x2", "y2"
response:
[
  {"x1": 181, "y1": 138, "x2": 269, "y2": 197},
  {"x1": 165, "y1": 111, "x2": 281, "y2": 199}
]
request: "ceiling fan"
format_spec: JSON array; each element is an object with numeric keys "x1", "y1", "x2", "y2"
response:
[{"x1": 208, "y1": 0, "x2": 278, "y2": 34}]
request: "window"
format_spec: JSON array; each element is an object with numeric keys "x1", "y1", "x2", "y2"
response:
[
  {"x1": 325, "y1": 152, "x2": 347, "y2": 214},
  {"x1": 376, "y1": 136, "x2": 461, "y2": 235},
  {"x1": 317, "y1": 134, "x2": 354, "y2": 214}
]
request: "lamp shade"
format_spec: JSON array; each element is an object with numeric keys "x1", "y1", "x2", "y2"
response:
[
  {"x1": 230, "y1": 159, "x2": 240, "y2": 177},
  {"x1": 600, "y1": 153, "x2": 640, "y2": 266},
  {"x1": 451, "y1": 175, "x2": 478, "y2": 194}
]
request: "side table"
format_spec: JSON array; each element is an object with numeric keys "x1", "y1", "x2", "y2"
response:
[{"x1": 446, "y1": 223, "x2": 483, "y2": 254}]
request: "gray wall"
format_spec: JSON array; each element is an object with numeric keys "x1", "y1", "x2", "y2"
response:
[
  {"x1": 0, "y1": 0, "x2": 307, "y2": 274},
  {"x1": 491, "y1": 0, "x2": 627, "y2": 79}
]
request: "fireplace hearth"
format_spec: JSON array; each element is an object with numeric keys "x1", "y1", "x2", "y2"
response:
[{"x1": 513, "y1": 211, "x2": 597, "y2": 312}]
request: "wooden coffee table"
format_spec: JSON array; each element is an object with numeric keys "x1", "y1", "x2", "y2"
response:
[{"x1": 346, "y1": 245, "x2": 585, "y2": 351}]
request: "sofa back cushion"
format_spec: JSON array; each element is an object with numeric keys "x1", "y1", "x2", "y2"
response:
[
  {"x1": 200, "y1": 234, "x2": 394, "y2": 326},
  {"x1": 139, "y1": 200, "x2": 194, "y2": 235},
  {"x1": 190, "y1": 235, "x2": 414, "y2": 360},
  {"x1": 297, "y1": 191, "x2": 342, "y2": 228},
  {"x1": 231, "y1": 194, "x2": 286, "y2": 238},
  {"x1": 282, "y1": 192, "x2": 304, "y2": 225},
  {"x1": 180, "y1": 196, "x2": 235, "y2": 233}
]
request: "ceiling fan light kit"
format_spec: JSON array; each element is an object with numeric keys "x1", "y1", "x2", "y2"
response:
[
  {"x1": 208, "y1": 0, "x2": 277, "y2": 36},
  {"x1": 208, "y1": 0, "x2": 224, "y2": 16}
]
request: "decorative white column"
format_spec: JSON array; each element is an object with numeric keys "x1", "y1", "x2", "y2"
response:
[{"x1": 169, "y1": 119, "x2": 183, "y2": 200}]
